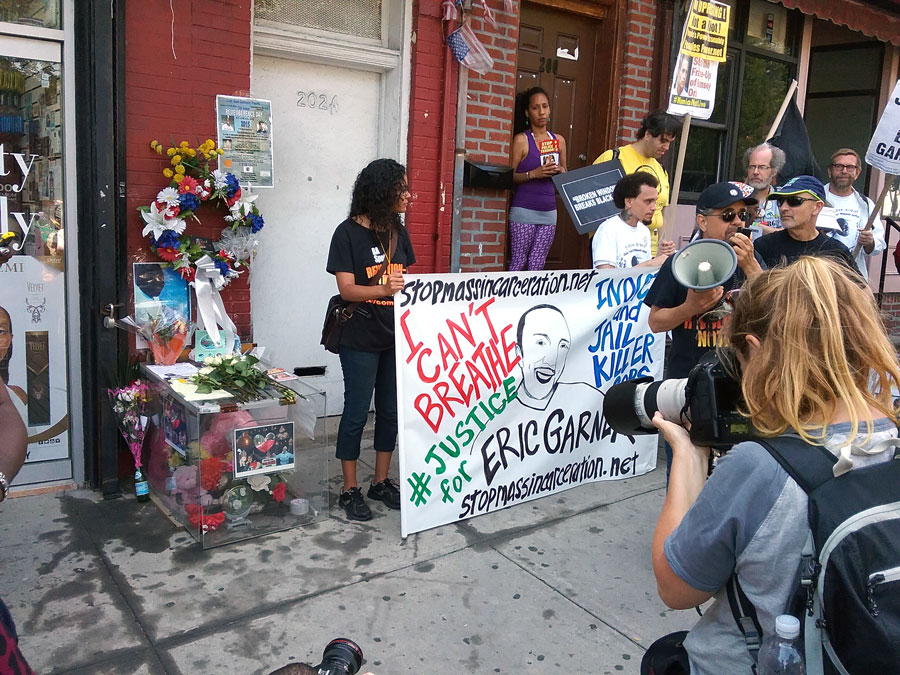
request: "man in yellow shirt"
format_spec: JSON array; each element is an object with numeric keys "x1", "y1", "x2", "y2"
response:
[{"x1": 593, "y1": 111, "x2": 681, "y2": 249}]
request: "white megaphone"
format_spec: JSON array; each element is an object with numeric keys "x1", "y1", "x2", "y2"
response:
[{"x1": 670, "y1": 239, "x2": 738, "y2": 290}]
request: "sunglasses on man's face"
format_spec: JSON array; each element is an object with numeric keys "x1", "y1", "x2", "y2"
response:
[
  {"x1": 775, "y1": 196, "x2": 818, "y2": 207},
  {"x1": 709, "y1": 208, "x2": 751, "y2": 223}
]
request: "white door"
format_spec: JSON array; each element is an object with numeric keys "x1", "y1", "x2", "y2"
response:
[{"x1": 251, "y1": 55, "x2": 381, "y2": 414}]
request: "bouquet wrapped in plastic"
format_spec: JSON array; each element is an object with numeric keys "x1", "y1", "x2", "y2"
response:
[
  {"x1": 136, "y1": 308, "x2": 193, "y2": 366},
  {"x1": 107, "y1": 380, "x2": 151, "y2": 473}
]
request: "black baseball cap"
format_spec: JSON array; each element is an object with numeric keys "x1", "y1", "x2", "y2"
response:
[{"x1": 696, "y1": 181, "x2": 758, "y2": 213}]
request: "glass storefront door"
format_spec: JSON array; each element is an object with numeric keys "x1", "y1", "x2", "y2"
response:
[{"x1": 0, "y1": 29, "x2": 73, "y2": 487}]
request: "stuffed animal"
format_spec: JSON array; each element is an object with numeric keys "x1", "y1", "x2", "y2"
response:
[{"x1": 170, "y1": 465, "x2": 212, "y2": 507}]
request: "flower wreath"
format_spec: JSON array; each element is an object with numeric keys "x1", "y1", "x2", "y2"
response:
[{"x1": 138, "y1": 139, "x2": 264, "y2": 285}]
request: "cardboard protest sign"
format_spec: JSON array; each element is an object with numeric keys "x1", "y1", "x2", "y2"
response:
[
  {"x1": 866, "y1": 80, "x2": 900, "y2": 175},
  {"x1": 667, "y1": 0, "x2": 729, "y2": 120},
  {"x1": 395, "y1": 268, "x2": 665, "y2": 536},
  {"x1": 667, "y1": 54, "x2": 719, "y2": 120},
  {"x1": 552, "y1": 159, "x2": 625, "y2": 234},
  {"x1": 680, "y1": 0, "x2": 731, "y2": 62}
]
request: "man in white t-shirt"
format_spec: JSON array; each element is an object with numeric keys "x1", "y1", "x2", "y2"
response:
[
  {"x1": 824, "y1": 147, "x2": 885, "y2": 281},
  {"x1": 592, "y1": 172, "x2": 675, "y2": 269}
]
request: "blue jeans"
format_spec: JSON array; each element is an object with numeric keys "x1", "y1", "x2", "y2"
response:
[{"x1": 336, "y1": 346, "x2": 397, "y2": 461}]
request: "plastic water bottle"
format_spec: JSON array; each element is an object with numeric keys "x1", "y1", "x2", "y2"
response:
[{"x1": 758, "y1": 614, "x2": 805, "y2": 674}]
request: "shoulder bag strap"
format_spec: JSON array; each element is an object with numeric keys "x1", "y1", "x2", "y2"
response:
[
  {"x1": 754, "y1": 436, "x2": 837, "y2": 495},
  {"x1": 340, "y1": 229, "x2": 397, "y2": 318}
]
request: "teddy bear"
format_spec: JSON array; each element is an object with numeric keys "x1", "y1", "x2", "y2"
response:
[{"x1": 170, "y1": 465, "x2": 213, "y2": 507}]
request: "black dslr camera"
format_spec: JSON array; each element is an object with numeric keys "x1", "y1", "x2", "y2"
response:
[
  {"x1": 314, "y1": 638, "x2": 363, "y2": 675},
  {"x1": 603, "y1": 351, "x2": 752, "y2": 450}
]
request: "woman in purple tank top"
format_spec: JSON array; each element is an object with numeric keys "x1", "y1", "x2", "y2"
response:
[{"x1": 508, "y1": 87, "x2": 567, "y2": 271}]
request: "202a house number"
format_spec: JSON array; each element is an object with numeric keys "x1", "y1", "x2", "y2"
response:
[
  {"x1": 297, "y1": 90, "x2": 339, "y2": 115},
  {"x1": 537, "y1": 57, "x2": 559, "y2": 75}
]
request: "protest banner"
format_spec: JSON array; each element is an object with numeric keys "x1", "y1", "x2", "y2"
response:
[
  {"x1": 395, "y1": 268, "x2": 665, "y2": 536},
  {"x1": 866, "y1": 80, "x2": 900, "y2": 175},
  {"x1": 552, "y1": 159, "x2": 625, "y2": 234}
]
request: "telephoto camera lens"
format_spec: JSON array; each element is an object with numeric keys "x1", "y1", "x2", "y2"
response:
[
  {"x1": 603, "y1": 376, "x2": 689, "y2": 436},
  {"x1": 315, "y1": 638, "x2": 363, "y2": 675}
]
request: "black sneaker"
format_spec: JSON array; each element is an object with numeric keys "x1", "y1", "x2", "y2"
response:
[
  {"x1": 367, "y1": 478, "x2": 401, "y2": 510},
  {"x1": 338, "y1": 487, "x2": 372, "y2": 521}
]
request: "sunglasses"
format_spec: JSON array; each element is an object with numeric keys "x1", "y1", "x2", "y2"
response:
[
  {"x1": 775, "y1": 196, "x2": 819, "y2": 207},
  {"x1": 709, "y1": 208, "x2": 751, "y2": 223}
]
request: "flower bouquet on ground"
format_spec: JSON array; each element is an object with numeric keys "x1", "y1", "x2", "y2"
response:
[
  {"x1": 191, "y1": 354, "x2": 297, "y2": 404},
  {"x1": 107, "y1": 380, "x2": 152, "y2": 497}
]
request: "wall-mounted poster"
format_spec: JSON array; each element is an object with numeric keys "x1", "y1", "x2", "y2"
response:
[
  {"x1": 216, "y1": 95, "x2": 274, "y2": 188},
  {"x1": 0, "y1": 255, "x2": 69, "y2": 463},
  {"x1": 233, "y1": 422, "x2": 294, "y2": 478}
]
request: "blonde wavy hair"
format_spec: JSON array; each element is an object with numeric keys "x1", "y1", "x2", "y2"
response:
[{"x1": 726, "y1": 256, "x2": 900, "y2": 444}]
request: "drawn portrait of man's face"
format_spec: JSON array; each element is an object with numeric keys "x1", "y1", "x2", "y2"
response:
[{"x1": 516, "y1": 306, "x2": 571, "y2": 403}]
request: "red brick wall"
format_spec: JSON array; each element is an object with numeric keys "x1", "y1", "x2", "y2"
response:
[
  {"x1": 407, "y1": 0, "x2": 457, "y2": 273},
  {"x1": 880, "y1": 292, "x2": 900, "y2": 343},
  {"x1": 124, "y1": 0, "x2": 253, "y2": 337},
  {"x1": 617, "y1": 0, "x2": 658, "y2": 145},
  {"x1": 458, "y1": 3, "x2": 520, "y2": 272}
]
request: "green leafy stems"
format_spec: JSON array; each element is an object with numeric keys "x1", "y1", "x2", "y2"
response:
[{"x1": 192, "y1": 354, "x2": 297, "y2": 404}]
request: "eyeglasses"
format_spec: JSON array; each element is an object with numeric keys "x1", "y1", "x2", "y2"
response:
[
  {"x1": 708, "y1": 208, "x2": 751, "y2": 223},
  {"x1": 747, "y1": 164, "x2": 771, "y2": 172},
  {"x1": 775, "y1": 196, "x2": 819, "y2": 207},
  {"x1": 829, "y1": 163, "x2": 859, "y2": 172}
]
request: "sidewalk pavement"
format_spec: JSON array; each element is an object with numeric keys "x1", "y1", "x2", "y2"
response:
[{"x1": 0, "y1": 437, "x2": 696, "y2": 674}]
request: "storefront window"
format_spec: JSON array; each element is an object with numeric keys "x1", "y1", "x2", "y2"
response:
[
  {"x1": 0, "y1": 0, "x2": 60, "y2": 30},
  {"x1": 735, "y1": 55, "x2": 791, "y2": 170},
  {"x1": 0, "y1": 54, "x2": 69, "y2": 467},
  {"x1": 745, "y1": 0, "x2": 795, "y2": 56},
  {"x1": 674, "y1": 0, "x2": 800, "y2": 200}
]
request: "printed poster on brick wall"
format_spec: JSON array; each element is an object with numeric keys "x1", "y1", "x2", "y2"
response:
[{"x1": 395, "y1": 268, "x2": 665, "y2": 537}]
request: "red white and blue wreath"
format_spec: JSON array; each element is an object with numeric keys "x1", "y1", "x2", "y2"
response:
[{"x1": 138, "y1": 139, "x2": 264, "y2": 288}]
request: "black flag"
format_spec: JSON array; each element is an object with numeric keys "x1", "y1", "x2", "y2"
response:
[{"x1": 767, "y1": 97, "x2": 823, "y2": 183}]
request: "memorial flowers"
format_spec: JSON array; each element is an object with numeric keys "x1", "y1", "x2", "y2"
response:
[
  {"x1": 107, "y1": 380, "x2": 151, "y2": 475},
  {"x1": 192, "y1": 354, "x2": 297, "y2": 404},
  {"x1": 138, "y1": 139, "x2": 264, "y2": 284}
]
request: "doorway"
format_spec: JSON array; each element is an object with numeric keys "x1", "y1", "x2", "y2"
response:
[{"x1": 515, "y1": 0, "x2": 619, "y2": 270}]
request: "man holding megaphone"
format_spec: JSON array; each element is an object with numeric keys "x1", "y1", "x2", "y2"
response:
[{"x1": 642, "y1": 182, "x2": 765, "y2": 478}]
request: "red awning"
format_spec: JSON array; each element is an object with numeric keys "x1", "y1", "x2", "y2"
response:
[{"x1": 781, "y1": 0, "x2": 900, "y2": 46}]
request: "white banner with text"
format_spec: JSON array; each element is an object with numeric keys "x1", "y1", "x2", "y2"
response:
[{"x1": 395, "y1": 268, "x2": 665, "y2": 537}]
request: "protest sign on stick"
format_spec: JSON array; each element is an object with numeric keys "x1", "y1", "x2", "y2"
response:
[
  {"x1": 395, "y1": 268, "x2": 665, "y2": 537},
  {"x1": 664, "y1": 0, "x2": 731, "y2": 237},
  {"x1": 851, "y1": 80, "x2": 900, "y2": 258}
]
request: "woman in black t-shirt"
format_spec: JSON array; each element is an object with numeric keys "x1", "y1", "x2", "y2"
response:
[{"x1": 326, "y1": 159, "x2": 415, "y2": 521}]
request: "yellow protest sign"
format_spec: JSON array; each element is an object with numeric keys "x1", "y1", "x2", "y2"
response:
[{"x1": 680, "y1": 0, "x2": 730, "y2": 63}]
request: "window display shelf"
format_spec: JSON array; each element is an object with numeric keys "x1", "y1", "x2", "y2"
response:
[{"x1": 140, "y1": 364, "x2": 329, "y2": 548}]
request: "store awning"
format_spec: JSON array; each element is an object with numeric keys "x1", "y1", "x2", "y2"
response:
[{"x1": 782, "y1": 0, "x2": 900, "y2": 46}]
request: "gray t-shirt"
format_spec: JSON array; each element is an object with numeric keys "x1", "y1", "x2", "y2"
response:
[{"x1": 664, "y1": 418, "x2": 899, "y2": 674}]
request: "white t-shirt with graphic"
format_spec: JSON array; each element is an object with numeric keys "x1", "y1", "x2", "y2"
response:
[
  {"x1": 824, "y1": 185, "x2": 886, "y2": 280},
  {"x1": 591, "y1": 214, "x2": 652, "y2": 269}
]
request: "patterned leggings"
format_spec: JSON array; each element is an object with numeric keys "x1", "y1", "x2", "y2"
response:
[{"x1": 508, "y1": 221, "x2": 556, "y2": 271}]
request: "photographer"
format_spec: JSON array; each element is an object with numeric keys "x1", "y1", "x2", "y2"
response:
[
  {"x1": 643, "y1": 182, "x2": 763, "y2": 478},
  {"x1": 648, "y1": 257, "x2": 900, "y2": 674}
]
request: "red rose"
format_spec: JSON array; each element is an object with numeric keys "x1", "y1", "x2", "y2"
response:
[{"x1": 272, "y1": 482, "x2": 287, "y2": 503}]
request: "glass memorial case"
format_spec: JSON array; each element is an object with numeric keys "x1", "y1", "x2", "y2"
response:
[{"x1": 141, "y1": 364, "x2": 329, "y2": 548}]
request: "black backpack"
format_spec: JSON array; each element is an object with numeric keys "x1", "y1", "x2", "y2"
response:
[{"x1": 730, "y1": 435, "x2": 900, "y2": 674}]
